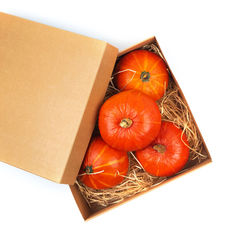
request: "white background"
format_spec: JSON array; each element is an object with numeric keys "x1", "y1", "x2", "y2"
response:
[{"x1": 1, "y1": 1, "x2": 250, "y2": 249}]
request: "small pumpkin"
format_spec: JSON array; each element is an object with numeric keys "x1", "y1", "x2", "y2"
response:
[
  {"x1": 135, "y1": 122, "x2": 189, "y2": 177},
  {"x1": 113, "y1": 50, "x2": 169, "y2": 101},
  {"x1": 78, "y1": 137, "x2": 129, "y2": 189},
  {"x1": 98, "y1": 90, "x2": 161, "y2": 151}
]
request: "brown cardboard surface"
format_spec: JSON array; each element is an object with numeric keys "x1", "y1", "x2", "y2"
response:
[
  {"x1": 0, "y1": 13, "x2": 118, "y2": 184},
  {"x1": 70, "y1": 37, "x2": 212, "y2": 220}
]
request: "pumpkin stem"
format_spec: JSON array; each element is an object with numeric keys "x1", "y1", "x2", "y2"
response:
[
  {"x1": 120, "y1": 118, "x2": 133, "y2": 128},
  {"x1": 153, "y1": 144, "x2": 166, "y2": 153},
  {"x1": 84, "y1": 165, "x2": 93, "y2": 174},
  {"x1": 140, "y1": 71, "x2": 150, "y2": 82}
]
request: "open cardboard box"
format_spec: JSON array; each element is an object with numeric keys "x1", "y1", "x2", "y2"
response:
[{"x1": 0, "y1": 12, "x2": 211, "y2": 221}]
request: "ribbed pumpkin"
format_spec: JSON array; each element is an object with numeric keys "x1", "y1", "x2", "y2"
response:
[
  {"x1": 98, "y1": 90, "x2": 162, "y2": 151},
  {"x1": 78, "y1": 137, "x2": 129, "y2": 189},
  {"x1": 114, "y1": 50, "x2": 168, "y2": 101},
  {"x1": 135, "y1": 122, "x2": 189, "y2": 177}
]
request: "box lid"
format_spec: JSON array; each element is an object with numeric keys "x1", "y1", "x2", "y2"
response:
[{"x1": 0, "y1": 12, "x2": 118, "y2": 184}]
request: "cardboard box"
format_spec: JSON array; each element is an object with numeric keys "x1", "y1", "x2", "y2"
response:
[
  {"x1": 0, "y1": 12, "x2": 211, "y2": 221},
  {"x1": 71, "y1": 37, "x2": 212, "y2": 220},
  {"x1": 0, "y1": 12, "x2": 118, "y2": 184}
]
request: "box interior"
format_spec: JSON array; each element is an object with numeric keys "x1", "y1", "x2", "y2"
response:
[{"x1": 70, "y1": 37, "x2": 212, "y2": 220}]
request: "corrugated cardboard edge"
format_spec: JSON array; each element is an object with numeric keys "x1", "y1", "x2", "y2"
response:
[
  {"x1": 70, "y1": 37, "x2": 212, "y2": 220},
  {"x1": 60, "y1": 44, "x2": 118, "y2": 184}
]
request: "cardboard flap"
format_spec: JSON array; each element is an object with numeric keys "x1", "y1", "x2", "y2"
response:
[{"x1": 0, "y1": 13, "x2": 118, "y2": 184}]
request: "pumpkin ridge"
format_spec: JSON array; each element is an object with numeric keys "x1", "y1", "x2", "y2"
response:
[
  {"x1": 122, "y1": 77, "x2": 138, "y2": 90},
  {"x1": 131, "y1": 53, "x2": 143, "y2": 71},
  {"x1": 135, "y1": 120, "x2": 161, "y2": 125},
  {"x1": 101, "y1": 171, "x2": 117, "y2": 177},
  {"x1": 92, "y1": 144, "x2": 108, "y2": 165},
  {"x1": 149, "y1": 58, "x2": 162, "y2": 72},
  {"x1": 169, "y1": 163, "x2": 177, "y2": 175},
  {"x1": 150, "y1": 73, "x2": 168, "y2": 78},
  {"x1": 134, "y1": 79, "x2": 143, "y2": 90},
  {"x1": 94, "y1": 178, "x2": 111, "y2": 189},
  {"x1": 88, "y1": 176, "x2": 98, "y2": 189},
  {"x1": 149, "y1": 82, "x2": 159, "y2": 96},
  {"x1": 152, "y1": 79, "x2": 164, "y2": 88},
  {"x1": 156, "y1": 165, "x2": 160, "y2": 176},
  {"x1": 94, "y1": 156, "x2": 127, "y2": 170}
]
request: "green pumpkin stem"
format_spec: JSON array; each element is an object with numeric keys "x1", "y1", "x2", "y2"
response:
[
  {"x1": 140, "y1": 71, "x2": 150, "y2": 82},
  {"x1": 84, "y1": 165, "x2": 93, "y2": 174}
]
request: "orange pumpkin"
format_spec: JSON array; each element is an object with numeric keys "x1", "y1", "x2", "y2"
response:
[
  {"x1": 135, "y1": 122, "x2": 189, "y2": 177},
  {"x1": 114, "y1": 50, "x2": 169, "y2": 101},
  {"x1": 98, "y1": 90, "x2": 162, "y2": 151},
  {"x1": 78, "y1": 137, "x2": 129, "y2": 189}
]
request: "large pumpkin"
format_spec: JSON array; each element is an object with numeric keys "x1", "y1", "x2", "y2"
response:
[
  {"x1": 98, "y1": 90, "x2": 161, "y2": 151},
  {"x1": 78, "y1": 137, "x2": 129, "y2": 189},
  {"x1": 135, "y1": 122, "x2": 189, "y2": 177},
  {"x1": 113, "y1": 50, "x2": 169, "y2": 101}
]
